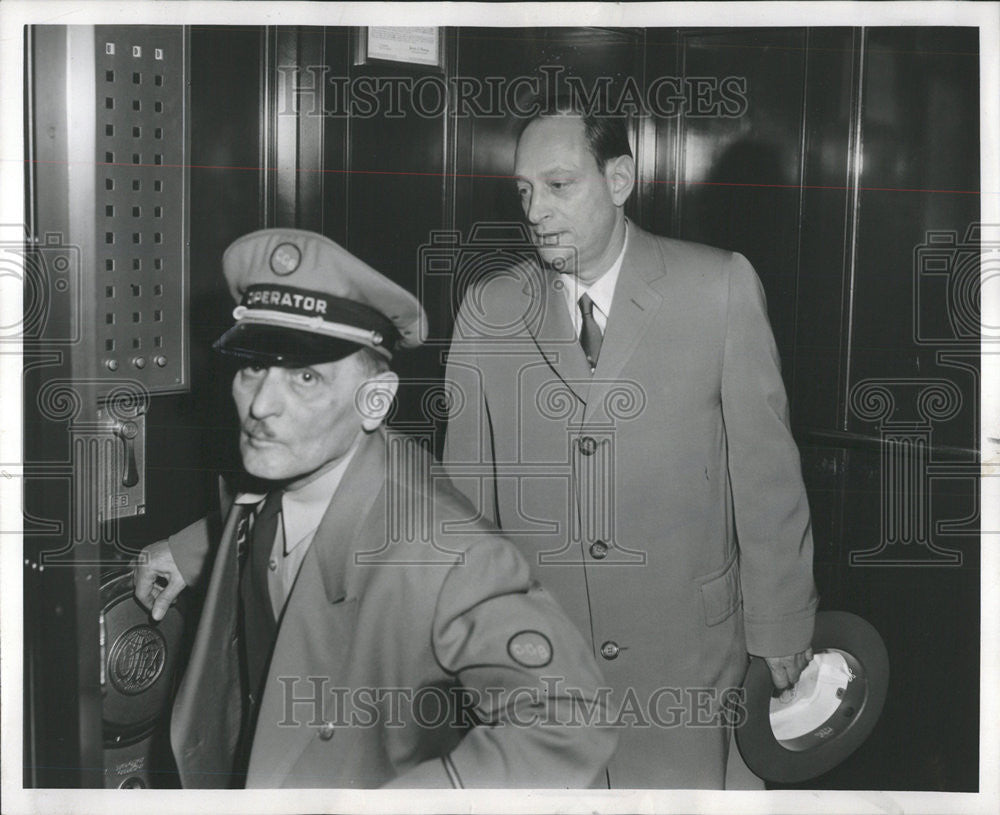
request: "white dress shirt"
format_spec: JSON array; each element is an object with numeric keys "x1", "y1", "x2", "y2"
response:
[
  {"x1": 557, "y1": 220, "x2": 629, "y2": 337},
  {"x1": 233, "y1": 439, "x2": 359, "y2": 619}
]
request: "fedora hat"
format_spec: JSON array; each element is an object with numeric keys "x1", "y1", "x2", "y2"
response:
[{"x1": 735, "y1": 611, "x2": 890, "y2": 783}]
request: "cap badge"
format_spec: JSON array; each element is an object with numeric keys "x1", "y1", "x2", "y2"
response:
[{"x1": 269, "y1": 243, "x2": 302, "y2": 276}]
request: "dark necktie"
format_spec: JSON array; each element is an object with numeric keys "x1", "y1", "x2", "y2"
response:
[
  {"x1": 235, "y1": 491, "x2": 281, "y2": 778},
  {"x1": 578, "y1": 293, "x2": 603, "y2": 371}
]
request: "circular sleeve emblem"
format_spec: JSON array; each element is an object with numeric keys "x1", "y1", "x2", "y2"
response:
[
  {"x1": 507, "y1": 630, "x2": 553, "y2": 668},
  {"x1": 108, "y1": 624, "x2": 167, "y2": 695},
  {"x1": 269, "y1": 243, "x2": 302, "y2": 276}
]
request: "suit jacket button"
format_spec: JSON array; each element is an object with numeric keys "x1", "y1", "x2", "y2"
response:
[
  {"x1": 578, "y1": 436, "x2": 598, "y2": 456},
  {"x1": 318, "y1": 722, "x2": 335, "y2": 741},
  {"x1": 600, "y1": 641, "x2": 620, "y2": 660},
  {"x1": 589, "y1": 541, "x2": 608, "y2": 559}
]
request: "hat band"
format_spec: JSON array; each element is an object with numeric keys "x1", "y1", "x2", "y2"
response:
[
  {"x1": 240, "y1": 283, "x2": 399, "y2": 336},
  {"x1": 231, "y1": 306, "x2": 391, "y2": 355}
]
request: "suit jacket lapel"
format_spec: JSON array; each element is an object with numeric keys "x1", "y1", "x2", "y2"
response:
[
  {"x1": 245, "y1": 430, "x2": 386, "y2": 786},
  {"x1": 587, "y1": 224, "x2": 665, "y2": 421},
  {"x1": 312, "y1": 429, "x2": 386, "y2": 602},
  {"x1": 244, "y1": 559, "x2": 359, "y2": 787},
  {"x1": 521, "y1": 261, "x2": 593, "y2": 404},
  {"x1": 171, "y1": 505, "x2": 246, "y2": 788}
]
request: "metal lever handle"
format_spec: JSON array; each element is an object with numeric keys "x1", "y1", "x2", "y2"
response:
[{"x1": 115, "y1": 420, "x2": 139, "y2": 488}]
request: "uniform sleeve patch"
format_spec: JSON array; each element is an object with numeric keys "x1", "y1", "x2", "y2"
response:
[{"x1": 507, "y1": 630, "x2": 553, "y2": 668}]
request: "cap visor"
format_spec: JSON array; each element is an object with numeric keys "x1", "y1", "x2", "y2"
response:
[{"x1": 214, "y1": 322, "x2": 364, "y2": 365}]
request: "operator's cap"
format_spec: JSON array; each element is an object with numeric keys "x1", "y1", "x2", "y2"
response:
[{"x1": 213, "y1": 228, "x2": 425, "y2": 365}]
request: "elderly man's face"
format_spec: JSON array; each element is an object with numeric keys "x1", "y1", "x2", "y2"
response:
[
  {"x1": 232, "y1": 352, "x2": 392, "y2": 489},
  {"x1": 514, "y1": 114, "x2": 627, "y2": 283}
]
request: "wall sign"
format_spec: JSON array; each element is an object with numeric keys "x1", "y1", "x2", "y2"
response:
[{"x1": 354, "y1": 26, "x2": 444, "y2": 69}]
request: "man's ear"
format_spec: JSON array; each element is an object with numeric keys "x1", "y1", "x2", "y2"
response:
[
  {"x1": 605, "y1": 154, "x2": 636, "y2": 207},
  {"x1": 357, "y1": 371, "x2": 400, "y2": 431}
]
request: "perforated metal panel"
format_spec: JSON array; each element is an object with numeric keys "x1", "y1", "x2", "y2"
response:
[{"x1": 94, "y1": 27, "x2": 188, "y2": 393}]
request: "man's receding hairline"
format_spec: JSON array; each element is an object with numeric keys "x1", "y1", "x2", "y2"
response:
[
  {"x1": 518, "y1": 111, "x2": 586, "y2": 140},
  {"x1": 516, "y1": 113, "x2": 603, "y2": 171}
]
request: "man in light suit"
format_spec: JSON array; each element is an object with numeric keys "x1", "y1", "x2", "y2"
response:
[
  {"x1": 442, "y1": 100, "x2": 818, "y2": 788},
  {"x1": 133, "y1": 228, "x2": 616, "y2": 788}
]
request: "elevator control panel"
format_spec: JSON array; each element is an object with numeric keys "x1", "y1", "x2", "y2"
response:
[{"x1": 94, "y1": 26, "x2": 188, "y2": 394}]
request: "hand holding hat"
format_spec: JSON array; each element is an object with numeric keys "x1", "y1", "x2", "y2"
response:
[{"x1": 736, "y1": 611, "x2": 890, "y2": 783}]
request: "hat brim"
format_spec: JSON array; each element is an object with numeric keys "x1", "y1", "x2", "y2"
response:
[
  {"x1": 213, "y1": 322, "x2": 366, "y2": 366},
  {"x1": 735, "y1": 611, "x2": 890, "y2": 783}
]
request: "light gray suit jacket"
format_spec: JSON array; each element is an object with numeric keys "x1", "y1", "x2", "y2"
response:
[
  {"x1": 443, "y1": 222, "x2": 818, "y2": 788},
  {"x1": 167, "y1": 429, "x2": 617, "y2": 787}
]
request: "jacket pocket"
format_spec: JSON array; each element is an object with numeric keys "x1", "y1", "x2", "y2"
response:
[{"x1": 698, "y1": 551, "x2": 741, "y2": 626}]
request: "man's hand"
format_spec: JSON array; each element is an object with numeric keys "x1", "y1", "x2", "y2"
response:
[
  {"x1": 133, "y1": 540, "x2": 187, "y2": 621},
  {"x1": 764, "y1": 648, "x2": 814, "y2": 691}
]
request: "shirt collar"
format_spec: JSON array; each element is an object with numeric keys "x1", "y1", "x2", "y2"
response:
[
  {"x1": 233, "y1": 435, "x2": 361, "y2": 552},
  {"x1": 557, "y1": 219, "x2": 629, "y2": 319}
]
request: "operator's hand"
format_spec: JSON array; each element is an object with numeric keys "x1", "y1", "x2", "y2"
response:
[
  {"x1": 765, "y1": 648, "x2": 814, "y2": 692},
  {"x1": 133, "y1": 539, "x2": 187, "y2": 621}
]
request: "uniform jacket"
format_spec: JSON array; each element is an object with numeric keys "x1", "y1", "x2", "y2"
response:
[
  {"x1": 166, "y1": 429, "x2": 617, "y2": 788},
  {"x1": 442, "y1": 222, "x2": 818, "y2": 788}
]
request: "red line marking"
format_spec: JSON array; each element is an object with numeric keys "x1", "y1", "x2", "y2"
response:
[{"x1": 18, "y1": 158, "x2": 986, "y2": 196}]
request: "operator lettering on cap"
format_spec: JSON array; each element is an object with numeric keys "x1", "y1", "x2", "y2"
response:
[{"x1": 133, "y1": 228, "x2": 616, "y2": 788}]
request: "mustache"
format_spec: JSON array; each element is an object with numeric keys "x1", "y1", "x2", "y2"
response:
[{"x1": 242, "y1": 422, "x2": 276, "y2": 440}]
